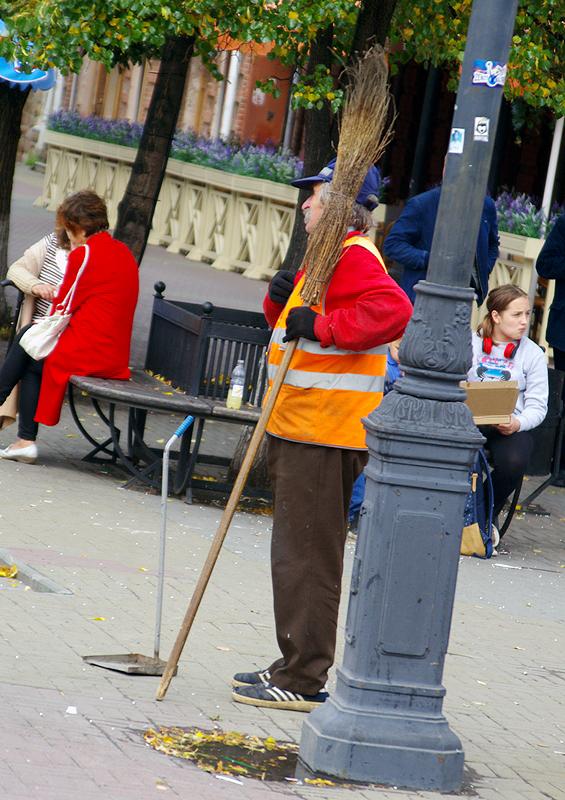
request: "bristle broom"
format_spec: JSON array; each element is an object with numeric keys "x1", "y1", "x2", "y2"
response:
[{"x1": 301, "y1": 46, "x2": 395, "y2": 306}]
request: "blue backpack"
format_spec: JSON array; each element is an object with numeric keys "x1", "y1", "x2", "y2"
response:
[{"x1": 461, "y1": 449, "x2": 494, "y2": 558}]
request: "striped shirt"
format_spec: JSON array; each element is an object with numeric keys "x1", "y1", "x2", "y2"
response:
[{"x1": 32, "y1": 234, "x2": 69, "y2": 322}]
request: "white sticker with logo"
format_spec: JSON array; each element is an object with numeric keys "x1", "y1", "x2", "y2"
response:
[
  {"x1": 473, "y1": 117, "x2": 490, "y2": 142},
  {"x1": 448, "y1": 127, "x2": 465, "y2": 154}
]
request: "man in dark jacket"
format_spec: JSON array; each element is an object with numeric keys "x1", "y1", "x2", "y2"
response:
[
  {"x1": 383, "y1": 186, "x2": 499, "y2": 304},
  {"x1": 536, "y1": 212, "x2": 565, "y2": 481}
]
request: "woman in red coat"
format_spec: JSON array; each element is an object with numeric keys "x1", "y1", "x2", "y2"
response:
[
  {"x1": 35, "y1": 191, "x2": 139, "y2": 426},
  {"x1": 0, "y1": 190, "x2": 138, "y2": 462}
]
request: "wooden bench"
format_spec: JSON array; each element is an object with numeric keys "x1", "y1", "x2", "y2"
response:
[{"x1": 68, "y1": 369, "x2": 262, "y2": 500}]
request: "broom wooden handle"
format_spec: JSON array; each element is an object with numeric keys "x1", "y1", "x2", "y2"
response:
[{"x1": 156, "y1": 339, "x2": 298, "y2": 700}]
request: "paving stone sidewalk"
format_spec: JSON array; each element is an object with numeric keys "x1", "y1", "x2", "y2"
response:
[
  {"x1": 0, "y1": 396, "x2": 564, "y2": 800},
  {"x1": 0, "y1": 166, "x2": 563, "y2": 800}
]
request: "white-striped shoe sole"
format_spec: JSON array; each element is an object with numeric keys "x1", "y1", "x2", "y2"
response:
[
  {"x1": 232, "y1": 684, "x2": 325, "y2": 713},
  {"x1": 232, "y1": 690, "x2": 321, "y2": 712}
]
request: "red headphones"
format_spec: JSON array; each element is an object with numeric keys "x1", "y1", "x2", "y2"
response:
[{"x1": 482, "y1": 337, "x2": 518, "y2": 359}]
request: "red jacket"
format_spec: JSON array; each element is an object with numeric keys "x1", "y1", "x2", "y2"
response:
[
  {"x1": 35, "y1": 231, "x2": 139, "y2": 426},
  {"x1": 264, "y1": 232, "x2": 412, "y2": 349}
]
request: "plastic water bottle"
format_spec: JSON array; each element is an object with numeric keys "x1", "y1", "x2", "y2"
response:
[{"x1": 226, "y1": 359, "x2": 245, "y2": 409}]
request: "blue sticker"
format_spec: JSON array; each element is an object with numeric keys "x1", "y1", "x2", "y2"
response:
[{"x1": 472, "y1": 60, "x2": 507, "y2": 88}]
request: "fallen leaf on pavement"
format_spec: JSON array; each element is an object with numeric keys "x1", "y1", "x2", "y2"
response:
[{"x1": 0, "y1": 565, "x2": 17, "y2": 578}]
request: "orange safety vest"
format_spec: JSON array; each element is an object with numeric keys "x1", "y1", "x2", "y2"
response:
[{"x1": 265, "y1": 236, "x2": 388, "y2": 449}]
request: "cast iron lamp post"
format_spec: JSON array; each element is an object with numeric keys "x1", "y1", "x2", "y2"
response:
[{"x1": 299, "y1": 0, "x2": 518, "y2": 791}]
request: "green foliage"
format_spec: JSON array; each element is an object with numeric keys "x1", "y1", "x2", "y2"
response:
[
  {"x1": 390, "y1": 0, "x2": 564, "y2": 116},
  {"x1": 24, "y1": 149, "x2": 38, "y2": 167},
  {"x1": 293, "y1": 65, "x2": 344, "y2": 113},
  {"x1": 0, "y1": 0, "x2": 357, "y2": 112},
  {"x1": 0, "y1": 1, "x2": 215, "y2": 71},
  {"x1": 1, "y1": 0, "x2": 562, "y2": 117}
]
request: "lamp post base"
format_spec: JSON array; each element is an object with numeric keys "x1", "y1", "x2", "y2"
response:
[{"x1": 300, "y1": 692, "x2": 464, "y2": 792}]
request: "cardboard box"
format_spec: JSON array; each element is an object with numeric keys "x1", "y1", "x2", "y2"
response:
[{"x1": 461, "y1": 381, "x2": 519, "y2": 425}]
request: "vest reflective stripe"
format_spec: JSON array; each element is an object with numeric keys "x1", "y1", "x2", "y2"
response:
[
  {"x1": 269, "y1": 345, "x2": 387, "y2": 378},
  {"x1": 268, "y1": 365, "x2": 386, "y2": 393},
  {"x1": 269, "y1": 326, "x2": 387, "y2": 357},
  {"x1": 265, "y1": 237, "x2": 388, "y2": 449}
]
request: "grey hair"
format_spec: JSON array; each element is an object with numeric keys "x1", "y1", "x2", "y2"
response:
[{"x1": 319, "y1": 182, "x2": 374, "y2": 233}]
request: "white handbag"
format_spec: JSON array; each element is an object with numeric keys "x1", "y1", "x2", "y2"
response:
[{"x1": 19, "y1": 245, "x2": 90, "y2": 361}]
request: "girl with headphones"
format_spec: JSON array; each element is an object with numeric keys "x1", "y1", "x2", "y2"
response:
[{"x1": 468, "y1": 285, "x2": 548, "y2": 527}]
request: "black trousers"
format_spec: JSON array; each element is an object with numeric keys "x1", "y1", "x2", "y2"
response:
[
  {"x1": 0, "y1": 325, "x2": 43, "y2": 441},
  {"x1": 266, "y1": 435, "x2": 368, "y2": 695},
  {"x1": 481, "y1": 427, "x2": 534, "y2": 517}
]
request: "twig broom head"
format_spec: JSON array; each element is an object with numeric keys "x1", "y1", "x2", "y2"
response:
[{"x1": 301, "y1": 45, "x2": 395, "y2": 306}]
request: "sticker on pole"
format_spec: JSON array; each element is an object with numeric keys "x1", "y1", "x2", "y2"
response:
[
  {"x1": 473, "y1": 117, "x2": 490, "y2": 142},
  {"x1": 472, "y1": 60, "x2": 507, "y2": 88},
  {"x1": 448, "y1": 128, "x2": 465, "y2": 154}
]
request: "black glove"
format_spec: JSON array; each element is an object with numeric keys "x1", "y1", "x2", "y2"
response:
[
  {"x1": 283, "y1": 307, "x2": 319, "y2": 342},
  {"x1": 268, "y1": 270, "x2": 295, "y2": 305}
]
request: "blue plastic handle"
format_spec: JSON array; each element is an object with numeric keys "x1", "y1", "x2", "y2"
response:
[{"x1": 174, "y1": 415, "x2": 194, "y2": 438}]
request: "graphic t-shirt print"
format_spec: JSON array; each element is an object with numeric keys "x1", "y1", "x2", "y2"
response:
[{"x1": 475, "y1": 353, "x2": 513, "y2": 382}]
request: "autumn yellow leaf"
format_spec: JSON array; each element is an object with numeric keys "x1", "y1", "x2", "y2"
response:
[{"x1": 0, "y1": 564, "x2": 17, "y2": 578}]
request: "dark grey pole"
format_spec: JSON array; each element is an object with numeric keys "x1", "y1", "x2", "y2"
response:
[{"x1": 299, "y1": 0, "x2": 518, "y2": 791}]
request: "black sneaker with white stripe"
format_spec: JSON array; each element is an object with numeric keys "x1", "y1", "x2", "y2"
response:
[
  {"x1": 231, "y1": 668, "x2": 271, "y2": 688},
  {"x1": 232, "y1": 682, "x2": 328, "y2": 712}
]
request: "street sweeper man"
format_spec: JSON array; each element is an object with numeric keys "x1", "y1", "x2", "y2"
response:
[{"x1": 232, "y1": 160, "x2": 413, "y2": 712}]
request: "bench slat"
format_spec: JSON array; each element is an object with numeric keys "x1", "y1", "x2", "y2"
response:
[{"x1": 69, "y1": 370, "x2": 262, "y2": 422}]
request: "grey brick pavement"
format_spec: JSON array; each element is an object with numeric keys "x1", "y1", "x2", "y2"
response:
[{"x1": 0, "y1": 166, "x2": 563, "y2": 799}]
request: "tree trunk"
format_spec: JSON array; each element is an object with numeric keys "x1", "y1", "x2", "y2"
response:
[
  {"x1": 113, "y1": 35, "x2": 195, "y2": 265},
  {"x1": 0, "y1": 83, "x2": 31, "y2": 323},
  {"x1": 350, "y1": 0, "x2": 399, "y2": 52}
]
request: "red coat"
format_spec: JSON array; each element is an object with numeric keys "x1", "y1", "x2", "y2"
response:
[
  {"x1": 35, "y1": 231, "x2": 139, "y2": 426},
  {"x1": 263, "y1": 231, "x2": 412, "y2": 348}
]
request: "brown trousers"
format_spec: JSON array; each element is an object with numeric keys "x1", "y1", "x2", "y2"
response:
[{"x1": 266, "y1": 435, "x2": 368, "y2": 695}]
